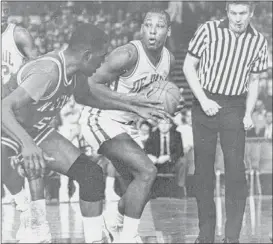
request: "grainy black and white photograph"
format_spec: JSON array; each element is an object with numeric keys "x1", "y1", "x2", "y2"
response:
[{"x1": 1, "y1": 0, "x2": 272, "y2": 243}]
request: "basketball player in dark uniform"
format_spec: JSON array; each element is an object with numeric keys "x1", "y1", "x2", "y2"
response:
[
  {"x1": 2, "y1": 1, "x2": 39, "y2": 241},
  {"x1": 2, "y1": 23, "x2": 167, "y2": 243}
]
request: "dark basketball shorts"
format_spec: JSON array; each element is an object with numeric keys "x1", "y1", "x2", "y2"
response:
[{"x1": 2, "y1": 126, "x2": 55, "y2": 175}]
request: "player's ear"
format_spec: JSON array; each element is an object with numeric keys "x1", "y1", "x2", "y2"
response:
[
  {"x1": 82, "y1": 50, "x2": 93, "y2": 63},
  {"x1": 167, "y1": 26, "x2": 171, "y2": 37}
]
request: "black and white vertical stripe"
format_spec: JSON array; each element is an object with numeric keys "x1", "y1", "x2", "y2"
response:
[{"x1": 188, "y1": 19, "x2": 268, "y2": 96}]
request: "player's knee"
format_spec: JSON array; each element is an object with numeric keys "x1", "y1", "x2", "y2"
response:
[
  {"x1": 138, "y1": 164, "x2": 157, "y2": 183},
  {"x1": 79, "y1": 163, "x2": 105, "y2": 202},
  {"x1": 67, "y1": 154, "x2": 105, "y2": 202},
  {"x1": 147, "y1": 165, "x2": 158, "y2": 180}
]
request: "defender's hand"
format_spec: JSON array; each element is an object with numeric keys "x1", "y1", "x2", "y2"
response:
[
  {"x1": 21, "y1": 141, "x2": 54, "y2": 179},
  {"x1": 17, "y1": 164, "x2": 26, "y2": 178},
  {"x1": 10, "y1": 156, "x2": 20, "y2": 170},
  {"x1": 134, "y1": 106, "x2": 171, "y2": 126}
]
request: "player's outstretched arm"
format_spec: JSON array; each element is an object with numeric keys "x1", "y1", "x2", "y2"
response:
[
  {"x1": 14, "y1": 25, "x2": 39, "y2": 59},
  {"x1": 2, "y1": 87, "x2": 39, "y2": 147},
  {"x1": 2, "y1": 86, "x2": 48, "y2": 177},
  {"x1": 84, "y1": 44, "x2": 140, "y2": 110},
  {"x1": 2, "y1": 62, "x2": 58, "y2": 177},
  {"x1": 74, "y1": 44, "x2": 168, "y2": 120}
]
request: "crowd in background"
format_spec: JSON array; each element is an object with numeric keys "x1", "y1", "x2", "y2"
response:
[
  {"x1": 4, "y1": 1, "x2": 272, "y2": 202},
  {"x1": 8, "y1": 2, "x2": 272, "y2": 55},
  {"x1": 7, "y1": 1, "x2": 272, "y2": 131}
]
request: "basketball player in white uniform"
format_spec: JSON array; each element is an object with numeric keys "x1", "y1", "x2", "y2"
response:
[
  {"x1": 77, "y1": 8, "x2": 176, "y2": 243},
  {"x1": 1, "y1": 1, "x2": 39, "y2": 241}
]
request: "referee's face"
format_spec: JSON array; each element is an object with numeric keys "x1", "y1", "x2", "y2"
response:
[
  {"x1": 227, "y1": 4, "x2": 253, "y2": 34},
  {"x1": 141, "y1": 12, "x2": 171, "y2": 51}
]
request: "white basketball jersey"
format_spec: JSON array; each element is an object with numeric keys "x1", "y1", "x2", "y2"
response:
[
  {"x1": 2, "y1": 23, "x2": 25, "y2": 84},
  {"x1": 99, "y1": 40, "x2": 171, "y2": 123}
]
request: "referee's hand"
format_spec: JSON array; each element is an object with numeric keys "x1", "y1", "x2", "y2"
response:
[
  {"x1": 200, "y1": 98, "x2": 221, "y2": 116},
  {"x1": 243, "y1": 114, "x2": 254, "y2": 130}
]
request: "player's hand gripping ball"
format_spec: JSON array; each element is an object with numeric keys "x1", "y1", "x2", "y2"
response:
[{"x1": 140, "y1": 80, "x2": 182, "y2": 115}]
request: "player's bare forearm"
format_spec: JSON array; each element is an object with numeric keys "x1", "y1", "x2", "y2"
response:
[
  {"x1": 2, "y1": 102, "x2": 34, "y2": 147},
  {"x1": 2, "y1": 86, "x2": 40, "y2": 147},
  {"x1": 82, "y1": 83, "x2": 138, "y2": 113},
  {"x1": 2, "y1": 123, "x2": 22, "y2": 146},
  {"x1": 245, "y1": 73, "x2": 260, "y2": 116},
  {"x1": 73, "y1": 73, "x2": 136, "y2": 112},
  {"x1": 77, "y1": 44, "x2": 143, "y2": 112},
  {"x1": 183, "y1": 53, "x2": 208, "y2": 103}
]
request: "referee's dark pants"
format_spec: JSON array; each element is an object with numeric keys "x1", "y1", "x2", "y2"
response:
[{"x1": 192, "y1": 91, "x2": 248, "y2": 242}]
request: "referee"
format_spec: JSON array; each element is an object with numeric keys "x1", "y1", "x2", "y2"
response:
[{"x1": 183, "y1": 2, "x2": 268, "y2": 243}]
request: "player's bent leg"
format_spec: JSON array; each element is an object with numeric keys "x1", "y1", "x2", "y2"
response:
[
  {"x1": 98, "y1": 133, "x2": 157, "y2": 242},
  {"x1": 102, "y1": 159, "x2": 125, "y2": 242},
  {"x1": 80, "y1": 113, "x2": 148, "y2": 242},
  {"x1": 38, "y1": 130, "x2": 105, "y2": 243},
  {"x1": 1, "y1": 142, "x2": 31, "y2": 241},
  {"x1": 99, "y1": 133, "x2": 157, "y2": 217},
  {"x1": 115, "y1": 172, "x2": 131, "y2": 198},
  {"x1": 66, "y1": 154, "x2": 105, "y2": 213},
  {"x1": 1, "y1": 143, "x2": 25, "y2": 198},
  {"x1": 38, "y1": 131, "x2": 105, "y2": 206},
  {"x1": 105, "y1": 160, "x2": 121, "y2": 202}
]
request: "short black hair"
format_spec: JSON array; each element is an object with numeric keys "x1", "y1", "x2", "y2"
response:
[
  {"x1": 68, "y1": 23, "x2": 109, "y2": 53},
  {"x1": 226, "y1": 1, "x2": 256, "y2": 12},
  {"x1": 143, "y1": 8, "x2": 171, "y2": 27}
]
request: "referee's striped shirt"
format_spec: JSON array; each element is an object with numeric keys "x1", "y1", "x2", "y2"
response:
[{"x1": 188, "y1": 18, "x2": 268, "y2": 96}]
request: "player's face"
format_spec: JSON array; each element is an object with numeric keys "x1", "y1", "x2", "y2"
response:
[
  {"x1": 227, "y1": 4, "x2": 253, "y2": 34},
  {"x1": 1, "y1": 3, "x2": 10, "y2": 27},
  {"x1": 82, "y1": 45, "x2": 108, "y2": 76},
  {"x1": 141, "y1": 12, "x2": 171, "y2": 51}
]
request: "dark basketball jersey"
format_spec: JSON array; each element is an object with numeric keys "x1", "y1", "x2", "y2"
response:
[{"x1": 3, "y1": 49, "x2": 76, "y2": 139}]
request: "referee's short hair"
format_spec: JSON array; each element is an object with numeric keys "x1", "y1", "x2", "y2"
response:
[{"x1": 226, "y1": 1, "x2": 256, "y2": 12}]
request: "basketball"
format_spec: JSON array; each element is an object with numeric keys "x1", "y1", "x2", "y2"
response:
[{"x1": 140, "y1": 80, "x2": 181, "y2": 115}]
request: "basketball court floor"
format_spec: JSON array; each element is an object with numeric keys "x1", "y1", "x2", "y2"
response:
[{"x1": 1, "y1": 196, "x2": 272, "y2": 243}]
